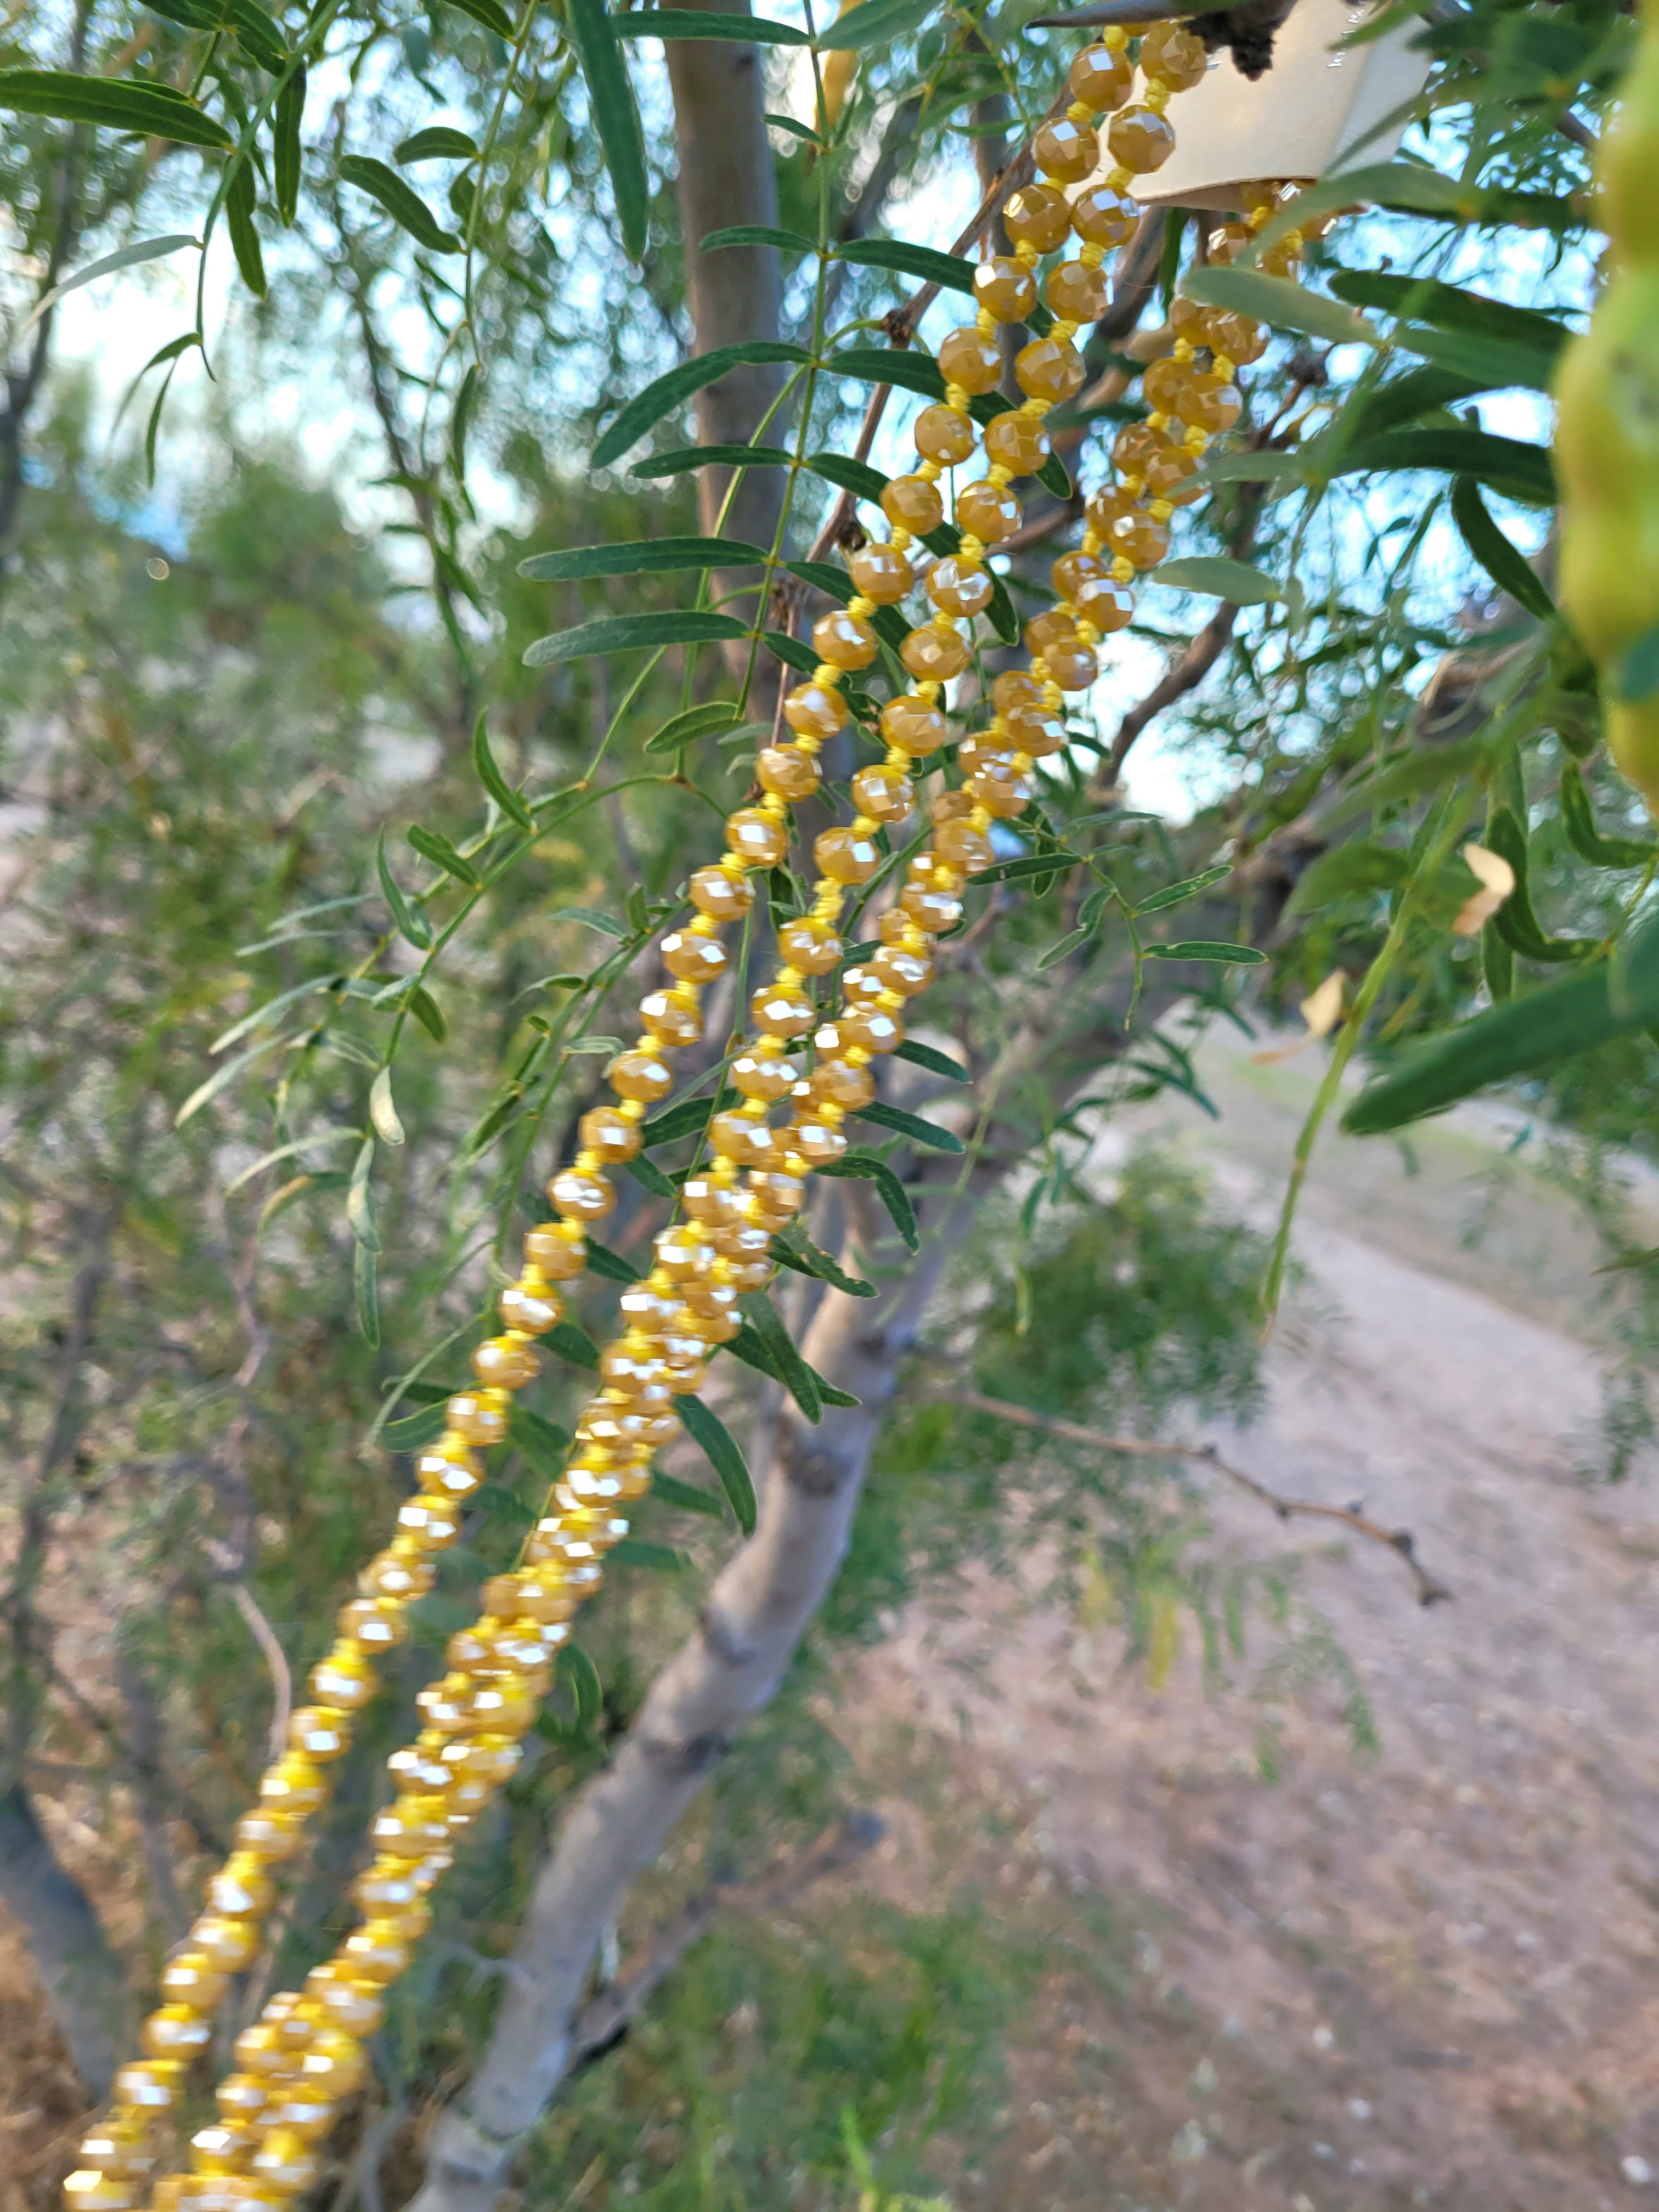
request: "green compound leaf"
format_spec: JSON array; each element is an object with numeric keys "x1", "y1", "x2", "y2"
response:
[
  {"x1": 0, "y1": 69, "x2": 234, "y2": 148},
  {"x1": 518, "y1": 535, "x2": 770, "y2": 582},
  {"x1": 594, "y1": 340, "x2": 811, "y2": 470},
  {"x1": 816, "y1": 1149, "x2": 918, "y2": 1250},
  {"x1": 679, "y1": 1395, "x2": 757, "y2": 1534}
]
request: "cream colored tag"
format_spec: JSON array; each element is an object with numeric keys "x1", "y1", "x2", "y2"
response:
[{"x1": 1127, "y1": 1, "x2": 1434, "y2": 211}]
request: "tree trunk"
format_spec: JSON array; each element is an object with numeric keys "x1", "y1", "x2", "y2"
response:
[
  {"x1": 0, "y1": 1784, "x2": 125, "y2": 2100},
  {"x1": 663, "y1": 0, "x2": 786, "y2": 653}
]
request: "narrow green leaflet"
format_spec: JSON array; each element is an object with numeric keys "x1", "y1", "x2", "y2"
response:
[
  {"x1": 408, "y1": 987, "x2": 447, "y2": 1042},
  {"x1": 641, "y1": 1084, "x2": 737, "y2": 1146},
  {"x1": 584, "y1": 1235, "x2": 642, "y2": 1283},
  {"x1": 652, "y1": 1471, "x2": 726, "y2": 1519},
  {"x1": 1329, "y1": 268, "x2": 1572, "y2": 362},
  {"x1": 557, "y1": 1642, "x2": 603, "y2": 1733},
  {"x1": 836, "y1": 239, "x2": 974, "y2": 294},
  {"x1": 547, "y1": 903, "x2": 628, "y2": 936},
  {"x1": 0, "y1": 70, "x2": 234, "y2": 148},
  {"x1": 346, "y1": 1141, "x2": 378, "y2": 1251},
  {"x1": 338, "y1": 156, "x2": 461, "y2": 253},
  {"x1": 614, "y1": 10, "x2": 812, "y2": 43},
  {"x1": 1344, "y1": 921, "x2": 1659, "y2": 1135},
  {"x1": 376, "y1": 828, "x2": 433, "y2": 949},
  {"x1": 408, "y1": 823, "x2": 480, "y2": 885},
  {"x1": 548, "y1": 1319, "x2": 601, "y2": 1369},
  {"x1": 383, "y1": 1401, "x2": 447, "y2": 1450},
  {"x1": 612, "y1": 1537, "x2": 688, "y2": 1571},
  {"x1": 1391, "y1": 323, "x2": 1556, "y2": 396},
  {"x1": 396, "y1": 127, "x2": 479, "y2": 163},
  {"x1": 274, "y1": 67, "x2": 304, "y2": 224},
  {"x1": 769, "y1": 1225, "x2": 877, "y2": 1297},
  {"x1": 805, "y1": 450, "x2": 888, "y2": 503},
  {"x1": 857, "y1": 1100, "x2": 964, "y2": 1154},
  {"x1": 741, "y1": 1292, "x2": 822, "y2": 1423},
  {"x1": 369, "y1": 1068, "x2": 405, "y2": 1146},
  {"x1": 518, "y1": 535, "x2": 770, "y2": 582},
  {"x1": 471, "y1": 713, "x2": 533, "y2": 828},
  {"x1": 1183, "y1": 266, "x2": 1380, "y2": 348},
  {"x1": 643, "y1": 701, "x2": 742, "y2": 754},
  {"x1": 1284, "y1": 838, "x2": 1410, "y2": 916},
  {"x1": 1132, "y1": 862, "x2": 1232, "y2": 916},
  {"x1": 594, "y1": 341, "x2": 811, "y2": 469},
  {"x1": 894, "y1": 1037, "x2": 968, "y2": 1084},
  {"x1": 210, "y1": 974, "x2": 338, "y2": 1054},
  {"x1": 1449, "y1": 476, "x2": 1555, "y2": 620},
  {"x1": 703, "y1": 223, "x2": 814, "y2": 254},
  {"x1": 354, "y1": 1242, "x2": 380, "y2": 1347},
  {"x1": 1559, "y1": 761, "x2": 1656, "y2": 870},
  {"x1": 509, "y1": 1402, "x2": 572, "y2": 1477},
  {"x1": 21, "y1": 234, "x2": 198, "y2": 336},
  {"x1": 524, "y1": 610, "x2": 746, "y2": 667},
  {"x1": 679, "y1": 1395, "x2": 757, "y2": 1533},
  {"x1": 970, "y1": 851, "x2": 1082, "y2": 885},
  {"x1": 824, "y1": 345, "x2": 944, "y2": 402},
  {"x1": 1144, "y1": 942, "x2": 1267, "y2": 964},
  {"x1": 1333, "y1": 428, "x2": 1556, "y2": 506},
  {"x1": 632, "y1": 442, "x2": 794, "y2": 478},
  {"x1": 1155, "y1": 556, "x2": 1283, "y2": 605},
  {"x1": 176, "y1": 1030, "x2": 295, "y2": 1126},
  {"x1": 567, "y1": 0, "x2": 650, "y2": 263},
  {"x1": 624, "y1": 1154, "x2": 677, "y2": 1199},
  {"x1": 226, "y1": 162, "x2": 267, "y2": 300},
  {"x1": 819, "y1": 0, "x2": 936, "y2": 47},
  {"x1": 816, "y1": 1150, "x2": 919, "y2": 1251},
  {"x1": 444, "y1": 0, "x2": 515, "y2": 34}
]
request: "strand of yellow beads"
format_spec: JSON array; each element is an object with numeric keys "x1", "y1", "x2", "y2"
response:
[{"x1": 70, "y1": 38, "x2": 1223, "y2": 2211}]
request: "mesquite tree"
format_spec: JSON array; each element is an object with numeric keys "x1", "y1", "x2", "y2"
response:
[{"x1": 3, "y1": 0, "x2": 1658, "y2": 2206}]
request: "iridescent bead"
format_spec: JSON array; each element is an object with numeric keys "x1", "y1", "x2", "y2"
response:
[
  {"x1": 1015, "y1": 336, "x2": 1084, "y2": 403},
  {"x1": 755, "y1": 746, "x2": 820, "y2": 802},
  {"x1": 689, "y1": 864, "x2": 753, "y2": 921},
  {"x1": 1068, "y1": 41, "x2": 1132, "y2": 108},
  {"x1": 847, "y1": 543, "x2": 913, "y2": 602},
  {"x1": 1070, "y1": 182, "x2": 1138, "y2": 249},
  {"x1": 777, "y1": 915, "x2": 842, "y2": 973},
  {"x1": 724, "y1": 808, "x2": 788, "y2": 869},
  {"x1": 749, "y1": 980, "x2": 815, "y2": 1036},
  {"x1": 1032, "y1": 116, "x2": 1097, "y2": 182},
  {"x1": 936, "y1": 329, "x2": 1003, "y2": 398},
  {"x1": 956, "y1": 478, "x2": 1021, "y2": 543},
  {"x1": 815, "y1": 826, "x2": 881, "y2": 884},
  {"x1": 548, "y1": 1166, "x2": 614, "y2": 1223},
  {"x1": 881, "y1": 475, "x2": 944, "y2": 534},
  {"x1": 1003, "y1": 180, "x2": 1071, "y2": 252},
  {"x1": 983, "y1": 410, "x2": 1049, "y2": 477},
  {"x1": 973, "y1": 256, "x2": 1037, "y2": 323},
  {"x1": 1139, "y1": 18, "x2": 1208, "y2": 86},
  {"x1": 913, "y1": 406, "x2": 975, "y2": 467},
  {"x1": 783, "y1": 680, "x2": 846, "y2": 738},
  {"x1": 812, "y1": 608, "x2": 878, "y2": 668},
  {"x1": 1107, "y1": 106, "x2": 1175, "y2": 173},
  {"x1": 926, "y1": 556, "x2": 992, "y2": 617},
  {"x1": 900, "y1": 626, "x2": 969, "y2": 682},
  {"x1": 880, "y1": 693, "x2": 947, "y2": 758},
  {"x1": 661, "y1": 926, "x2": 730, "y2": 981},
  {"x1": 608, "y1": 1048, "x2": 674, "y2": 1102},
  {"x1": 850, "y1": 763, "x2": 912, "y2": 822}
]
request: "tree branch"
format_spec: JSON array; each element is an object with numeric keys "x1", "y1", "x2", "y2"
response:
[{"x1": 937, "y1": 1386, "x2": 1453, "y2": 1606}]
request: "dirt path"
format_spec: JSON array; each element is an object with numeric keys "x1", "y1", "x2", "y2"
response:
[{"x1": 849, "y1": 1032, "x2": 1659, "y2": 2210}]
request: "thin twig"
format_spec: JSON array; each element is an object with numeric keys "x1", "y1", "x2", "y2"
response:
[
  {"x1": 229, "y1": 1581, "x2": 293, "y2": 1767},
  {"x1": 937, "y1": 1384, "x2": 1453, "y2": 1605}
]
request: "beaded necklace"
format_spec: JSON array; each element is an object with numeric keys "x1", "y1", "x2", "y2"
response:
[{"x1": 66, "y1": 33, "x2": 1318, "y2": 2207}]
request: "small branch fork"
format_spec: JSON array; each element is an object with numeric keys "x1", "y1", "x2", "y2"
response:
[{"x1": 939, "y1": 1385, "x2": 1454, "y2": 1606}]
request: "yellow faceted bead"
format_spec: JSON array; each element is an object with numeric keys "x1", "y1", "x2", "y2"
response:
[
  {"x1": 776, "y1": 914, "x2": 842, "y2": 973},
  {"x1": 1207, "y1": 307, "x2": 1268, "y2": 364},
  {"x1": 140, "y1": 2003, "x2": 213, "y2": 2062},
  {"x1": 444, "y1": 1389, "x2": 510, "y2": 1447},
  {"x1": 847, "y1": 543, "x2": 913, "y2": 602},
  {"x1": 1032, "y1": 115, "x2": 1097, "y2": 181},
  {"x1": 812, "y1": 607, "x2": 878, "y2": 669},
  {"x1": 1047, "y1": 259, "x2": 1109, "y2": 324},
  {"x1": 755, "y1": 745, "x2": 820, "y2": 802},
  {"x1": 731, "y1": 1046, "x2": 795, "y2": 1102},
  {"x1": 747, "y1": 1170, "x2": 806, "y2": 1228},
  {"x1": 808, "y1": 1053, "x2": 876, "y2": 1111},
  {"x1": 310, "y1": 1641, "x2": 381, "y2": 1712},
  {"x1": 898, "y1": 882, "x2": 962, "y2": 935},
  {"x1": 881, "y1": 474, "x2": 944, "y2": 535},
  {"x1": 1017, "y1": 335, "x2": 1084, "y2": 404},
  {"x1": 1025, "y1": 607, "x2": 1077, "y2": 657},
  {"x1": 1108, "y1": 105, "x2": 1175, "y2": 172},
  {"x1": 689, "y1": 862, "x2": 754, "y2": 922},
  {"x1": 1206, "y1": 220, "x2": 1253, "y2": 266},
  {"x1": 990, "y1": 669, "x2": 1042, "y2": 719},
  {"x1": 936, "y1": 327, "x2": 1003, "y2": 397},
  {"x1": 912, "y1": 405, "x2": 975, "y2": 467},
  {"x1": 1003, "y1": 181, "x2": 1071, "y2": 253},
  {"x1": 956, "y1": 478, "x2": 1021, "y2": 543},
  {"x1": 188, "y1": 2120, "x2": 255, "y2": 2174},
  {"x1": 413, "y1": 1443, "x2": 485, "y2": 1499},
  {"x1": 496, "y1": 1280, "x2": 563, "y2": 1340},
  {"x1": 783, "y1": 679, "x2": 848, "y2": 738},
  {"x1": 1068, "y1": 41, "x2": 1133, "y2": 109},
  {"x1": 1107, "y1": 505, "x2": 1170, "y2": 570},
  {"x1": 900, "y1": 626, "x2": 969, "y2": 683},
  {"x1": 708, "y1": 1109, "x2": 781, "y2": 1168},
  {"x1": 925, "y1": 556, "x2": 992, "y2": 618},
  {"x1": 75, "y1": 2119, "x2": 157, "y2": 2180},
  {"x1": 1075, "y1": 574, "x2": 1136, "y2": 633},
  {"x1": 230, "y1": 2021, "x2": 295, "y2": 2080},
  {"x1": 789, "y1": 1114, "x2": 848, "y2": 1167},
  {"x1": 1138, "y1": 19, "x2": 1208, "y2": 88},
  {"x1": 661, "y1": 927, "x2": 729, "y2": 983},
  {"x1": 259, "y1": 2086, "x2": 337, "y2": 2142},
  {"x1": 1045, "y1": 635, "x2": 1099, "y2": 691},
  {"x1": 850, "y1": 762, "x2": 912, "y2": 822},
  {"x1": 655, "y1": 1222, "x2": 717, "y2": 1279},
  {"x1": 1071, "y1": 182, "x2": 1138, "y2": 249},
  {"x1": 639, "y1": 988, "x2": 701, "y2": 1049},
  {"x1": 64, "y1": 2174, "x2": 143, "y2": 2211},
  {"x1": 836, "y1": 1005, "x2": 905, "y2": 1056},
  {"x1": 250, "y1": 2129, "x2": 321, "y2": 2197},
  {"x1": 724, "y1": 807, "x2": 788, "y2": 869},
  {"x1": 189, "y1": 1911, "x2": 263, "y2": 1973},
  {"x1": 749, "y1": 980, "x2": 815, "y2": 1037},
  {"x1": 547, "y1": 1166, "x2": 614, "y2": 1225},
  {"x1": 881, "y1": 693, "x2": 948, "y2": 758},
  {"x1": 973, "y1": 255, "x2": 1038, "y2": 323},
  {"x1": 396, "y1": 1494, "x2": 465, "y2": 1549},
  {"x1": 607, "y1": 1047, "x2": 675, "y2": 1103},
  {"x1": 303, "y1": 1963, "x2": 387, "y2": 2039},
  {"x1": 521, "y1": 1221, "x2": 588, "y2": 1276},
  {"x1": 982, "y1": 410, "x2": 1049, "y2": 477},
  {"x1": 872, "y1": 942, "x2": 935, "y2": 994},
  {"x1": 157, "y1": 1949, "x2": 230, "y2": 2011},
  {"x1": 814, "y1": 826, "x2": 881, "y2": 884}
]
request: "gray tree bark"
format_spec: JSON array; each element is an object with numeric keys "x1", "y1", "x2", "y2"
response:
[{"x1": 0, "y1": 1785, "x2": 125, "y2": 2100}]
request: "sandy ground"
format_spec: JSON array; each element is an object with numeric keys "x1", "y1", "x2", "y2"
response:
[{"x1": 845, "y1": 1029, "x2": 1659, "y2": 2210}]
